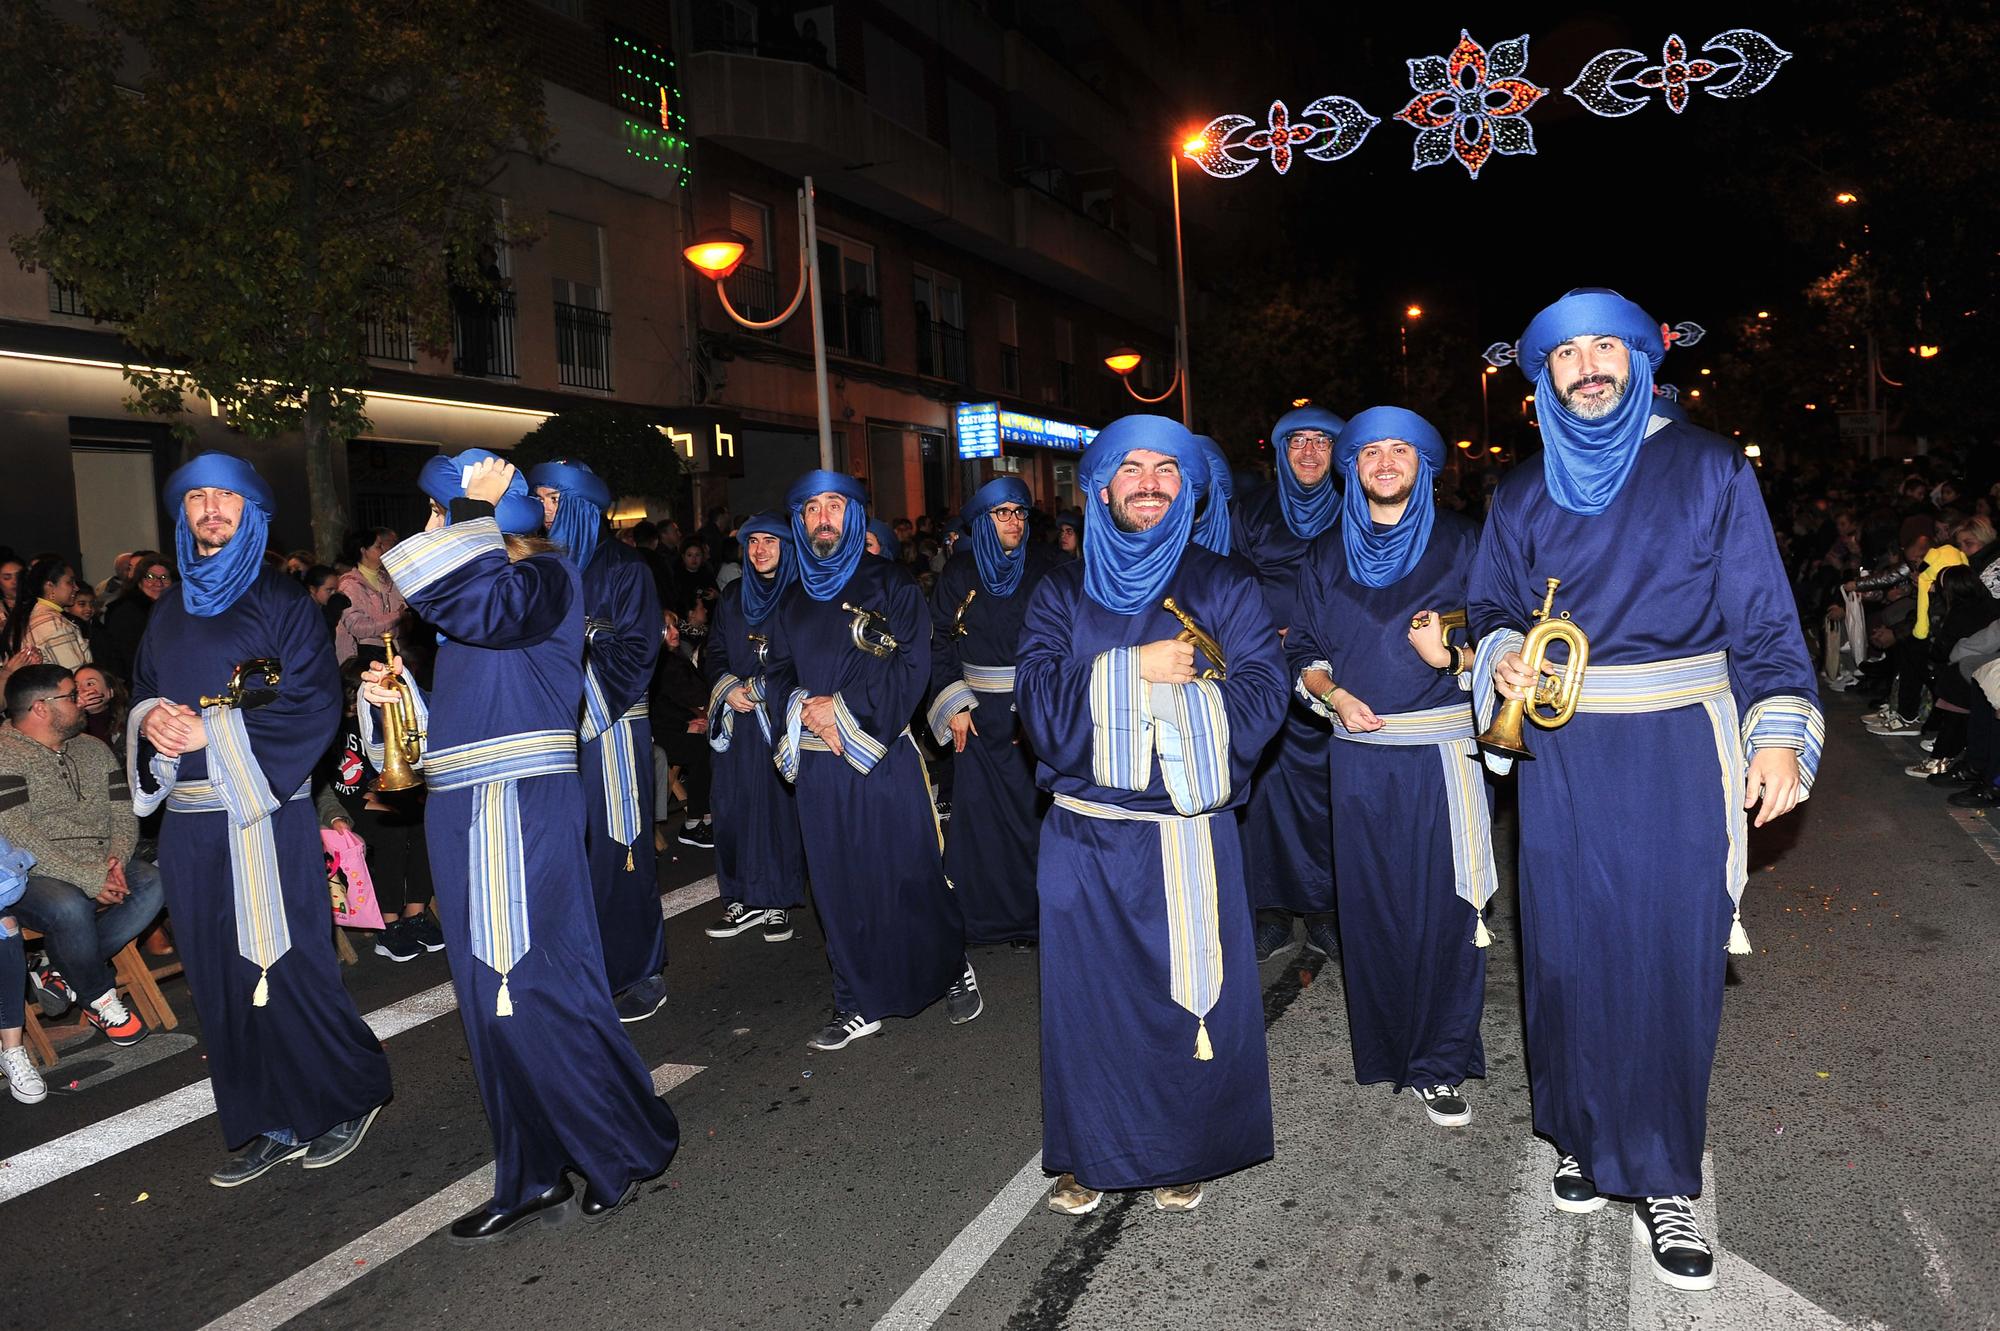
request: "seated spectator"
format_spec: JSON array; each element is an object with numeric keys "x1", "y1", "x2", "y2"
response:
[
  {"x1": 0, "y1": 665, "x2": 162, "y2": 1046},
  {"x1": 650, "y1": 608, "x2": 712, "y2": 848},
  {"x1": 334, "y1": 527, "x2": 404, "y2": 661},
  {"x1": 93, "y1": 551, "x2": 171, "y2": 682},
  {"x1": 7, "y1": 556, "x2": 93, "y2": 670},
  {"x1": 73, "y1": 663, "x2": 129, "y2": 758},
  {"x1": 68, "y1": 583, "x2": 98, "y2": 629},
  {"x1": 95, "y1": 550, "x2": 138, "y2": 600},
  {"x1": 2, "y1": 833, "x2": 44, "y2": 1105}
]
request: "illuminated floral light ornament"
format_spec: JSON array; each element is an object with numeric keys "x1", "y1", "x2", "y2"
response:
[
  {"x1": 1394, "y1": 31, "x2": 1547, "y2": 179},
  {"x1": 1186, "y1": 96, "x2": 1379, "y2": 179},
  {"x1": 1567, "y1": 30, "x2": 1792, "y2": 117},
  {"x1": 1482, "y1": 320, "x2": 1705, "y2": 368}
]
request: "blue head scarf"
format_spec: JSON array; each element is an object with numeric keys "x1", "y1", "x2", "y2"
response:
[
  {"x1": 1079, "y1": 414, "x2": 1207, "y2": 614},
  {"x1": 1269, "y1": 405, "x2": 1347, "y2": 539},
  {"x1": 1518, "y1": 288, "x2": 1667, "y2": 516},
  {"x1": 1189, "y1": 435, "x2": 1233, "y2": 555},
  {"x1": 736, "y1": 510, "x2": 795, "y2": 626},
  {"x1": 419, "y1": 448, "x2": 543, "y2": 535},
  {"x1": 165, "y1": 452, "x2": 274, "y2": 618},
  {"x1": 865, "y1": 518, "x2": 901, "y2": 561},
  {"x1": 963, "y1": 476, "x2": 1032, "y2": 596},
  {"x1": 786, "y1": 470, "x2": 868, "y2": 602},
  {"x1": 526, "y1": 459, "x2": 612, "y2": 566},
  {"x1": 1336, "y1": 407, "x2": 1446, "y2": 589}
]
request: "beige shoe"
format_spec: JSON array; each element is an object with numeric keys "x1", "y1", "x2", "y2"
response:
[
  {"x1": 1046, "y1": 1174, "x2": 1104, "y2": 1215},
  {"x1": 1152, "y1": 1182, "x2": 1204, "y2": 1212}
]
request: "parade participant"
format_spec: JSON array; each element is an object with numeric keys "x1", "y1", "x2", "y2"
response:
[
  {"x1": 1231, "y1": 405, "x2": 1348, "y2": 960},
  {"x1": 1287, "y1": 407, "x2": 1493, "y2": 1127},
  {"x1": 925, "y1": 476, "x2": 1053, "y2": 946},
  {"x1": 1189, "y1": 435, "x2": 1235, "y2": 556},
  {"x1": 702, "y1": 512, "x2": 806, "y2": 944},
  {"x1": 1468, "y1": 289, "x2": 1821, "y2": 1291},
  {"x1": 865, "y1": 518, "x2": 900, "y2": 560},
  {"x1": 129, "y1": 453, "x2": 389, "y2": 1187},
  {"x1": 528, "y1": 459, "x2": 667, "y2": 1023},
  {"x1": 1054, "y1": 511, "x2": 1082, "y2": 561},
  {"x1": 765, "y1": 471, "x2": 978, "y2": 1051},
  {"x1": 366, "y1": 450, "x2": 677, "y2": 1242},
  {"x1": 1016, "y1": 415, "x2": 1287, "y2": 1215}
]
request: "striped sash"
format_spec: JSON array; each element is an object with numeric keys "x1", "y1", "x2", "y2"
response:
[
  {"x1": 708, "y1": 672, "x2": 771, "y2": 753},
  {"x1": 581, "y1": 664, "x2": 647, "y2": 869},
  {"x1": 1570, "y1": 650, "x2": 1731, "y2": 713},
  {"x1": 1331, "y1": 701, "x2": 1476, "y2": 746},
  {"x1": 962, "y1": 663, "x2": 1016, "y2": 693}
]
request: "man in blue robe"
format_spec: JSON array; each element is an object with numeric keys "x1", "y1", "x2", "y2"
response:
[
  {"x1": 1287, "y1": 407, "x2": 1494, "y2": 1129},
  {"x1": 1231, "y1": 406, "x2": 1347, "y2": 960},
  {"x1": 925, "y1": 476, "x2": 1054, "y2": 947},
  {"x1": 528, "y1": 460, "x2": 668, "y2": 1022},
  {"x1": 130, "y1": 453, "x2": 390, "y2": 1187},
  {"x1": 366, "y1": 450, "x2": 677, "y2": 1242},
  {"x1": 702, "y1": 512, "x2": 806, "y2": 944},
  {"x1": 1017, "y1": 415, "x2": 1287, "y2": 1215},
  {"x1": 765, "y1": 471, "x2": 978, "y2": 1051},
  {"x1": 1468, "y1": 290, "x2": 1821, "y2": 1292}
]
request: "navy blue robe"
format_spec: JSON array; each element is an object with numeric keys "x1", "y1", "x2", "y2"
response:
[
  {"x1": 1230, "y1": 482, "x2": 1336, "y2": 915},
  {"x1": 764, "y1": 555, "x2": 965, "y2": 1018},
  {"x1": 1287, "y1": 511, "x2": 1489, "y2": 1090},
  {"x1": 925, "y1": 548, "x2": 1054, "y2": 944},
  {"x1": 383, "y1": 520, "x2": 678, "y2": 1210},
  {"x1": 578, "y1": 539, "x2": 665, "y2": 993},
  {"x1": 704, "y1": 586, "x2": 806, "y2": 910},
  {"x1": 1468, "y1": 421, "x2": 1821, "y2": 1198},
  {"x1": 132, "y1": 567, "x2": 391, "y2": 1148},
  {"x1": 1017, "y1": 551, "x2": 1287, "y2": 1190}
]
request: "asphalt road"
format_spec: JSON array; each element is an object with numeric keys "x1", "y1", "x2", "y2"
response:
[{"x1": 5, "y1": 697, "x2": 1996, "y2": 1331}]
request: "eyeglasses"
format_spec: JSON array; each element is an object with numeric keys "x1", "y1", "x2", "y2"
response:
[
  {"x1": 41, "y1": 689, "x2": 78, "y2": 706},
  {"x1": 1286, "y1": 435, "x2": 1334, "y2": 454},
  {"x1": 990, "y1": 506, "x2": 1029, "y2": 521},
  {"x1": 142, "y1": 572, "x2": 173, "y2": 584}
]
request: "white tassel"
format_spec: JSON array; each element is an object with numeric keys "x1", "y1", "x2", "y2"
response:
[
  {"x1": 1193, "y1": 1018, "x2": 1214, "y2": 1061},
  {"x1": 1726, "y1": 909, "x2": 1753, "y2": 956},
  {"x1": 1474, "y1": 916, "x2": 1493, "y2": 949},
  {"x1": 252, "y1": 969, "x2": 270, "y2": 1007},
  {"x1": 495, "y1": 976, "x2": 514, "y2": 1016}
]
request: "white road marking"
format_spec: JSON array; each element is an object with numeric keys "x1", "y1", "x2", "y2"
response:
[
  {"x1": 1898, "y1": 1202, "x2": 1958, "y2": 1314},
  {"x1": 0, "y1": 877, "x2": 719, "y2": 1206},
  {"x1": 872, "y1": 1151, "x2": 1049, "y2": 1331},
  {"x1": 55, "y1": 1033, "x2": 200, "y2": 1093},
  {"x1": 195, "y1": 1063, "x2": 705, "y2": 1331}
]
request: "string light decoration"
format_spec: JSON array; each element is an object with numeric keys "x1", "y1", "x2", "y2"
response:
[
  {"x1": 1393, "y1": 31, "x2": 1547, "y2": 179},
  {"x1": 608, "y1": 29, "x2": 692, "y2": 186},
  {"x1": 1481, "y1": 321, "x2": 1707, "y2": 368},
  {"x1": 1566, "y1": 30, "x2": 1792, "y2": 117},
  {"x1": 1186, "y1": 95, "x2": 1378, "y2": 178}
]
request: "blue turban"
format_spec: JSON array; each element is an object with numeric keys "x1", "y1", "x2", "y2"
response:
[
  {"x1": 527, "y1": 458, "x2": 612, "y2": 567},
  {"x1": 1189, "y1": 435, "x2": 1233, "y2": 555},
  {"x1": 419, "y1": 448, "x2": 542, "y2": 535},
  {"x1": 963, "y1": 475, "x2": 1031, "y2": 596},
  {"x1": 165, "y1": 452, "x2": 274, "y2": 617},
  {"x1": 1079, "y1": 414, "x2": 1207, "y2": 614},
  {"x1": 1270, "y1": 405, "x2": 1347, "y2": 539},
  {"x1": 1517, "y1": 288, "x2": 1667, "y2": 516},
  {"x1": 736, "y1": 510, "x2": 794, "y2": 626},
  {"x1": 1336, "y1": 407, "x2": 1445, "y2": 589},
  {"x1": 785, "y1": 470, "x2": 868, "y2": 602},
  {"x1": 865, "y1": 518, "x2": 901, "y2": 561}
]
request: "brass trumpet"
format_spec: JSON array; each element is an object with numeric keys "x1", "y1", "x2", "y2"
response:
[
  {"x1": 1411, "y1": 608, "x2": 1468, "y2": 650},
  {"x1": 1162, "y1": 597, "x2": 1227, "y2": 680},
  {"x1": 746, "y1": 631, "x2": 770, "y2": 670},
  {"x1": 200, "y1": 659, "x2": 283, "y2": 710},
  {"x1": 946, "y1": 588, "x2": 977, "y2": 639},
  {"x1": 1475, "y1": 578, "x2": 1589, "y2": 760},
  {"x1": 841, "y1": 602, "x2": 901, "y2": 659},
  {"x1": 371, "y1": 633, "x2": 426, "y2": 793}
]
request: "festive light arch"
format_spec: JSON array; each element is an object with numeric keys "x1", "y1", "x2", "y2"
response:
[{"x1": 1481, "y1": 321, "x2": 1708, "y2": 370}]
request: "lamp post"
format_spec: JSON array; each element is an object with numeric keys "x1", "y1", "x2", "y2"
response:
[
  {"x1": 683, "y1": 174, "x2": 835, "y2": 471},
  {"x1": 1104, "y1": 346, "x2": 1183, "y2": 414},
  {"x1": 1480, "y1": 363, "x2": 1498, "y2": 448},
  {"x1": 1170, "y1": 148, "x2": 1194, "y2": 428},
  {"x1": 1400, "y1": 304, "x2": 1423, "y2": 396}
]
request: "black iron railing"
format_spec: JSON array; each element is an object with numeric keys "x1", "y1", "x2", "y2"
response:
[
  {"x1": 916, "y1": 317, "x2": 969, "y2": 384},
  {"x1": 724, "y1": 264, "x2": 780, "y2": 339},
  {"x1": 363, "y1": 311, "x2": 415, "y2": 364},
  {"x1": 452, "y1": 287, "x2": 518, "y2": 379},
  {"x1": 1000, "y1": 344, "x2": 1020, "y2": 394},
  {"x1": 555, "y1": 302, "x2": 614, "y2": 391},
  {"x1": 48, "y1": 277, "x2": 99, "y2": 320},
  {"x1": 824, "y1": 291, "x2": 883, "y2": 364}
]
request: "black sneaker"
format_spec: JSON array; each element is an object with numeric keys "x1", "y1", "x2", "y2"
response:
[
  {"x1": 1633, "y1": 1196, "x2": 1717, "y2": 1291},
  {"x1": 1928, "y1": 761, "x2": 1983, "y2": 788},
  {"x1": 303, "y1": 1104, "x2": 382, "y2": 1170},
  {"x1": 1253, "y1": 915, "x2": 1294, "y2": 962},
  {"x1": 807, "y1": 1011, "x2": 880, "y2": 1050},
  {"x1": 209, "y1": 1134, "x2": 308, "y2": 1188},
  {"x1": 614, "y1": 972, "x2": 668, "y2": 1024},
  {"x1": 944, "y1": 961, "x2": 984, "y2": 1025},
  {"x1": 761, "y1": 909, "x2": 794, "y2": 943},
  {"x1": 1409, "y1": 1083, "x2": 1471, "y2": 1127},
  {"x1": 407, "y1": 911, "x2": 446, "y2": 952},
  {"x1": 677, "y1": 821, "x2": 715, "y2": 849},
  {"x1": 1948, "y1": 785, "x2": 1998, "y2": 808},
  {"x1": 28, "y1": 962, "x2": 75, "y2": 1018},
  {"x1": 1551, "y1": 1153, "x2": 1607, "y2": 1213},
  {"x1": 704, "y1": 902, "x2": 769, "y2": 938},
  {"x1": 373, "y1": 919, "x2": 424, "y2": 963},
  {"x1": 1303, "y1": 912, "x2": 1340, "y2": 959}
]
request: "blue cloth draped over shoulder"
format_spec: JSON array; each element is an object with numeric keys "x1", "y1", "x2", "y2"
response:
[
  {"x1": 527, "y1": 459, "x2": 612, "y2": 567},
  {"x1": 964, "y1": 475, "x2": 1032, "y2": 596},
  {"x1": 1338, "y1": 407, "x2": 1446, "y2": 589},
  {"x1": 1190, "y1": 436, "x2": 1232, "y2": 555},
  {"x1": 420, "y1": 448, "x2": 543, "y2": 534},
  {"x1": 1270, "y1": 405, "x2": 1347, "y2": 539},
  {"x1": 787, "y1": 470, "x2": 869, "y2": 602},
  {"x1": 736, "y1": 511, "x2": 795, "y2": 626},
  {"x1": 1517, "y1": 288, "x2": 1667, "y2": 517},
  {"x1": 1079, "y1": 415, "x2": 1207, "y2": 614},
  {"x1": 166, "y1": 453, "x2": 274, "y2": 617}
]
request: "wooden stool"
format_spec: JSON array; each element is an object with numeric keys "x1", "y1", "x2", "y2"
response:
[{"x1": 17, "y1": 929, "x2": 180, "y2": 1070}]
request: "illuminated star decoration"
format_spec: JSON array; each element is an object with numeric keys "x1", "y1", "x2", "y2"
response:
[
  {"x1": 1394, "y1": 31, "x2": 1547, "y2": 179},
  {"x1": 1566, "y1": 30, "x2": 1792, "y2": 117},
  {"x1": 1186, "y1": 96, "x2": 1379, "y2": 179},
  {"x1": 1481, "y1": 320, "x2": 1707, "y2": 368}
]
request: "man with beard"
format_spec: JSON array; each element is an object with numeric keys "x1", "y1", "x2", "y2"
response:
[
  {"x1": 764, "y1": 471, "x2": 979, "y2": 1050},
  {"x1": 702, "y1": 512, "x2": 806, "y2": 944},
  {"x1": 1287, "y1": 408, "x2": 1494, "y2": 1129},
  {"x1": 925, "y1": 477, "x2": 1054, "y2": 947},
  {"x1": 1017, "y1": 415, "x2": 1287, "y2": 1215},
  {"x1": 529, "y1": 460, "x2": 668, "y2": 1023},
  {"x1": 1230, "y1": 405, "x2": 1347, "y2": 961},
  {"x1": 1468, "y1": 289, "x2": 1820, "y2": 1292},
  {"x1": 129, "y1": 453, "x2": 390, "y2": 1187}
]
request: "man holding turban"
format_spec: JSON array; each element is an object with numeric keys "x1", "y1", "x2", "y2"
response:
[
  {"x1": 1287, "y1": 407, "x2": 1494, "y2": 1130},
  {"x1": 924, "y1": 476, "x2": 1055, "y2": 946},
  {"x1": 764, "y1": 470, "x2": 979, "y2": 1050},
  {"x1": 528, "y1": 459, "x2": 668, "y2": 1023},
  {"x1": 130, "y1": 452, "x2": 390, "y2": 1187},
  {"x1": 1231, "y1": 405, "x2": 1347, "y2": 961},
  {"x1": 1016, "y1": 415, "x2": 1287, "y2": 1215},
  {"x1": 1468, "y1": 290, "x2": 1821, "y2": 1291}
]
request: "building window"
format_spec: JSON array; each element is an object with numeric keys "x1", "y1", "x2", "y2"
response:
[
  {"x1": 363, "y1": 310, "x2": 415, "y2": 364},
  {"x1": 725, "y1": 193, "x2": 779, "y2": 330},
  {"x1": 548, "y1": 214, "x2": 611, "y2": 391},
  {"x1": 534, "y1": 0, "x2": 583, "y2": 19},
  {"x1": 47, "y1": 275, "x2": 103, "y2": 322},
  {"x1": 913, "y1": 266, "x2": 967, "y2": 384},
  {"x1": 693, "y1": 0, "x2": 759, "y2": 54},
  {"x1": 863, "y1": 24, "x2": 929, "y2": 136},
  {"x1": 996, "y1": 296, "x2": 1020, "y2": 395},
  {"x1": 817, "y1": 232, "x2": 881, "y2": 364},
  {"x1": 1053, "y1": 316, "x2": 1075, "y2": 408}
]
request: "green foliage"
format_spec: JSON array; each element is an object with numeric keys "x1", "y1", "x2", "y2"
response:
[
  {"x1": 510, "y1": 406, "x2": 686, "y2": 502},
  {"x1": 0, "y1": 0, "x2": 550, "y2": 552}
]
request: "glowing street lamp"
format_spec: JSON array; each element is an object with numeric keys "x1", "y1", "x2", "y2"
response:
[
  {"x1": 1918, "y1": 344, "x2": 1941, "y2": 359},
  {"x1": 1835, "y1": 191, "x2": 1859, "y2": 205},
  {"x1": 1104, "y1": 347, "x2": 1182, "y2": 405},
  {"x1": 1400, "y1": 303, "x2": 1424, "y2": 394},
  {"x1": 682, "y1": 229, "x2": 749, "y2": 281}
]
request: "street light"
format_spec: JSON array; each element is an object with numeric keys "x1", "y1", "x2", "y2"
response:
[
  {"x1": 1400, "y1": 303, "x2": 1424, "y2": 395},
  {"x1": 1756, "y1": 310, "x2": 1772, "y2": 319},
  {"x1": 683, "y1": 176, "x2": 835, "y2": 470},
  {"x1": 1835, "y1": 191, "x2": 1859, "y2": 205},
  {"x1": 1918, "y1": 344, "x2": 1941, "y2": 358},
  {"x1": 1104, "y1": 347, "x2": 1182, "y2": 405},
  {"x1": 1480, "y1": 363, "x2": 1498, "y2": 449}
]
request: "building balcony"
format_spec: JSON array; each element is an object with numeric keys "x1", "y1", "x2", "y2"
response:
[
  {"x1": 555, "y1": 302, "x2": 613, "y2": 392},
  {"x1": 452, "y1": 288, "x2": 517, "y2": 380},
  {"x1": 363, "y1": 311, "x2": 415, "y2": 364},
  {"x1": 916, "y1": 318, "x2": 969, "y2": 385}
]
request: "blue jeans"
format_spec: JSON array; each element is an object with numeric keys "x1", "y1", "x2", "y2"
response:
[
  {"x1": 0, "y1": 924, "x2": 23, "y2": 1029},
  {"x1": 12, "y1": 860, "x2": 167, "y2": 1005}
]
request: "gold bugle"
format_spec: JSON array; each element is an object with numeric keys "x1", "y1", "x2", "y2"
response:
[
  {"x1": 1474, "y1": 579, "x2": 1589, "y2": 760},
  {"x1": 1162, "y1": 596, "x2": 1227, "y2": 681}
]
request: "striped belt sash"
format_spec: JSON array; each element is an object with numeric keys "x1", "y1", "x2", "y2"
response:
[
  {"x1": 425, "y1": 730, "x2": 578, "y2": 1016},
  {"x1": 1568, "y1": 650, "x2": 1731, "y2": 713},
  {"x1": 962, "y1": 663, "x2": 1016, "y2": 693},
  {"x1": 166, "y1": 774, "x2": 311, "y2": 1007},
  {"x1": 1051, "y1": 793, "x2": 1222, "y2": 1062},
  {"x1": 798, "y1": 725, "x2": 910, "y2": 754},
  {"x1": 709, "y1": 673, "x2": 772, "y2": 754},
  {"x1": 1331, "y1": 701, "x2": 1476, "y2": 746},
  {"x1": 591, "y1": 700, "x2": 648, "y2": 869}
]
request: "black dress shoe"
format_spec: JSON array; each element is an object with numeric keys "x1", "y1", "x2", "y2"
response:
[
  {"x1": 1929, "y1": 762, "x2": 1983, "y2": 788},
  {"x1": 1948, "y1": 785, "x2": 1998, "y2": 808},
  {"x1": 579, "y1": 1179, "x2": 640, "y2": 1222},
  {"x1": 448, "y1": 1179, "x2": 575, "y2": 1244},
  {"x1": 1252, "y1": 916, "x2": 1294, "y2": 962}
]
